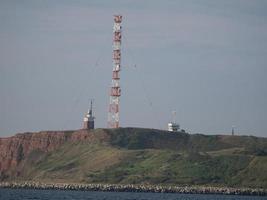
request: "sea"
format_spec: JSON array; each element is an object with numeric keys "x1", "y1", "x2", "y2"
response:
[{"x1": 0, "y1": 188, "x2": 266, "y2": 200}]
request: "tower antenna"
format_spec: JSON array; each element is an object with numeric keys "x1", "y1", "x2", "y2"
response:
[
  {"x1": 108, "y1": 15, "x2": 122, "y2": 128},
  {"x1": 232, "y1": 125, "x2": 235, "y2": 136},
  {"x1": 83, "y1": 99, "x2": 95, "y2": 129},
  {"x1": 172, "y1": 111, "x2": 177, "y2": 123}
]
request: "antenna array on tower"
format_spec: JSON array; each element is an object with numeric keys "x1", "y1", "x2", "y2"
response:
[{"x1": 108, "y1": 15, "x2": 122, "y2": 128}]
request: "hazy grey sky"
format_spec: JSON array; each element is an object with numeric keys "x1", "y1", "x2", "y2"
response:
[{"x1": 1, "y1": 0, "x2": 267, "y2": 137}]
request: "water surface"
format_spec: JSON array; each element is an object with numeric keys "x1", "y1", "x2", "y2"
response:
[{"x1": 0, "y1": 188, "x2": 266, "y2": 200}]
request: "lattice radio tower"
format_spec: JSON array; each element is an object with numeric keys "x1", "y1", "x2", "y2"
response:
[{"x1": 108, "y1": 15, "x2": 122, "y2": 128}]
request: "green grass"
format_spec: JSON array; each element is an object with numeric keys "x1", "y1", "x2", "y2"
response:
[{"x1": 3, "y1": 128, "x2": 267, "y2": 188}]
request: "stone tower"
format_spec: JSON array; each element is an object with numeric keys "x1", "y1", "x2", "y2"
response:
[{"x1": 83, "y1": 100, "x2": 95, "y2": 129}]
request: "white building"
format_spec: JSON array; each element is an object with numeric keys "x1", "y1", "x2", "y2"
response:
[{"x1": 168, "y1": 111, "x2": 180, "y2": 132}]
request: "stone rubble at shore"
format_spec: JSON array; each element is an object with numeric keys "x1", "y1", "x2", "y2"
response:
[{"x1": 0, "y1": 182, "x2": 266, "y2": 196}]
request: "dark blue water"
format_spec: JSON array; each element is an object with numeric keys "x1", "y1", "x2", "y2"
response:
[{"x1": 0, "y1": 188, "x2": 266, "y2": 200}]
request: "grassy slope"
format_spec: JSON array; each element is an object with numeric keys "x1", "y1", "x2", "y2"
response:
[{"x1": 11, "y1": 128, "x2": 267, "y2": 188}]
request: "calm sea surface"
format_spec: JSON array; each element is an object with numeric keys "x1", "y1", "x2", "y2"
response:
[{"x1": 0, "y1": 188, "x2": 266, "y2": 200}]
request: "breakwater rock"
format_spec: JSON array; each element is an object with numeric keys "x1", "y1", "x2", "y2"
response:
[{"x1": 0, "y1": 182, "x2": 266, "y2": 196}]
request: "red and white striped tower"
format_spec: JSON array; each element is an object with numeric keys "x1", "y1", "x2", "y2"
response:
[{"x1": 108, "y1": 15, "x2": 122, "y2": 128}]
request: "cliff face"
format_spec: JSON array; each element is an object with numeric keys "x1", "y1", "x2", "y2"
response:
[
  {"x1": 1, "y1": 131, "x2": 65, "y2": 173},
  {"x1": 0, "y1": 129, "x2": 110, "y2": 179}
]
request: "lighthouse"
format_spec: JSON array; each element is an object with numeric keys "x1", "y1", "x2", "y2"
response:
[{"x1": 83, "y1": 100, "x2": 95, "y2": 129}]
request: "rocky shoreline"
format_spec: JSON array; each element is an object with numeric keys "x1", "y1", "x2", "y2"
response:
[{"x1": 0, "y1": 182, "x2": 266, "y2": 196}]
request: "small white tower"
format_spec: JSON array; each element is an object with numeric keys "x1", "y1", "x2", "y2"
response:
[
  {"x1": 83, "y1": 100, "x2": 95, "y2": 129},
  {"x1": 168, "y1": 111, "x2": 180, "y2": 132}
]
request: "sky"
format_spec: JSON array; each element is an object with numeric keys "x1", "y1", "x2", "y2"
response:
[{"x1": 0, "y1": 0, "x2": 267, "y2": 137}]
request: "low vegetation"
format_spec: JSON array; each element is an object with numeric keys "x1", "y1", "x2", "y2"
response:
[{"x1": 2, "y1": 128, "x2": 267, "y2": 188}]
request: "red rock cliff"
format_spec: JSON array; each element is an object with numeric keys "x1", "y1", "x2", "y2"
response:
[{"x1": 0, "y1": 129, "x2": 110, "y2": 179}]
